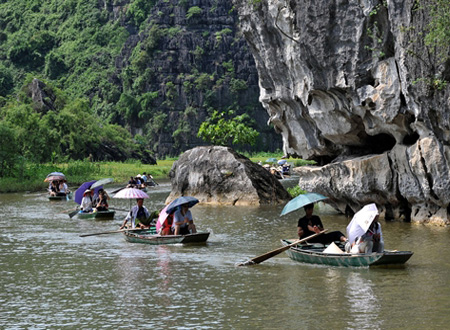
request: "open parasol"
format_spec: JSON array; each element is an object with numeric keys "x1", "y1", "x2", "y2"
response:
[
  {"x1": 91, "y1": 178, "x2": 114, "y2": 190},
  {"x1": 166, "y1": 196, "x2": 199, "y2": 214},
  {"x1": 44, "y1": 172, "x2": 66, "y2": 182},
  {"x1": 113, "y1": 187, "x2": 149, "y2": 199},
  {"x1": 346, "y1": 203, "x2": 379, "y2": 244},
  {"x1": 156, "y1": 205, "x2": 170, "y2": 233},
  {"x1": 280, "y1": 192, "x2": 328, "y2": 216},
  {"x1": 74, "y1": 180, "x2": 100, "y2": 205}
]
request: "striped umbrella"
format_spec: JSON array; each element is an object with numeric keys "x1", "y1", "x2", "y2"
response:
[{"x1": 113, "y1": 187, "x2": 149, "y2": 199}]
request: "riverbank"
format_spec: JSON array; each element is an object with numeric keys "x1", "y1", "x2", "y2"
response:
[
  {"x1": 0, "y1": 154, "x2": 311, "y2": 193},
  {"x1": 0, "y1": 160, "x2": 174, "y2": 193}
]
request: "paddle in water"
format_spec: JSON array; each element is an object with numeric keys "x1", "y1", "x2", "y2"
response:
[
  {"x1": 69, "y1": 208, "x2": 79, "y2": 218},
  {"x1": 237, "y1": 230, "x2": 327, "y2": 266}
]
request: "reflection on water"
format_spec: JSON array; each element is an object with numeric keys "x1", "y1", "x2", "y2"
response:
[
  {"x1": 1, "y1": 182, "x2": 450, "y2": 328},
  {"x1": 345, "y1": 272, "x2": 381, "y2": 329}
]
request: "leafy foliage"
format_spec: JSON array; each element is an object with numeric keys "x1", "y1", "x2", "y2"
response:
[
  {"x1": 186, "y1": 6, "x2": 203, "y2": 19},
  {"x1": 424, "y1": 0, "x2": 450, "y2": 60},
  {"x1": 0, "y1": 79, "x2": 140, "y2": 163},
  {"x1": 0, "y1": 0, "x2": 281, "y2": 161},
  {"x1": 197, "y1": 110, "x2": 259, "y2": 147}
]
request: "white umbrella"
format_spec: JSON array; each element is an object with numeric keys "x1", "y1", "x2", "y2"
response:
[{"x1": 346, "y1": 203, "x2": 379, "y2": 244}]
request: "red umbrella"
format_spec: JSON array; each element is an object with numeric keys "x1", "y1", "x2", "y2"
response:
[{"x1": 113, "y1": 187, "x2": 149, "y2": 199}]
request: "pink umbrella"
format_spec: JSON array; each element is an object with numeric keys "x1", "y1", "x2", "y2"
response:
[
  {"x1": 156, "y1": 205, "x2": 170, "y2": 233},
  {"x1": 113, "y1": 187, "x2": 149, "y2": 199}
]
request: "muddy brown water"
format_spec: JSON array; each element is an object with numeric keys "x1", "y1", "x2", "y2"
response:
[{"x1": 1, "y1": 179, "x2": 449, "y2": 329}]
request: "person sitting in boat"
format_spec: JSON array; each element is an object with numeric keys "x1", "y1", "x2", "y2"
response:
[
  {"x1": 127, "y1": 176, "x2": 137, "y2": 188},
  {"x1": 120, "y1": 198, "x2": 150, "y2": 229},
  {"x1": 81, "y1": 189, "x2": 94, "y2": 212},
  {"x1": 95, "y1": 189, "x2": 109, "y2": 212},
  {"x1": 48, "y1": 181, "x2": 59, "y2": 196},
  {"x1": 137, "y1": 209, "x2": 159, "y2": 229},
  {"x1": 58, "y1": 180, "x2": 69, "y2": 196},
  {"x1": 297, "y1": 203, "x2": 347, "y2": 244},
  {"x1": 172, "y1": 203, "x2": 197, "y2": 235},
  {"x1": 142, "y1": 172, "x2": 148, "y2": 184},
  {"x1": 135, "y1": 175, "x2": 146, "y2": 189},
  {"x1": 160, "y1": 212, "x2": 174, "y2": 235},
  {"x1": 347, "y1": 217, "x2": 384, "y2": 253}
]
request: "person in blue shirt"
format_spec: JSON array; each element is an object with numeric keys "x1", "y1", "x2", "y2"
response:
[{"x1": 172, "y1": 203, "x2": 197, "y2": 235}]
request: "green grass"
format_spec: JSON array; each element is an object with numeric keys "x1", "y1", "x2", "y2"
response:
[
  {"x1": 0, "y1": 152, "x2": 316, "y2": 193},
  {"x1": 0, "y1": 159, "x2": 174, "y2": 193}
]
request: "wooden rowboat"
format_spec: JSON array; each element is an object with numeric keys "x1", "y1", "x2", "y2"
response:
[
  {"x1": 48, "y1": 192, "x2": 72, "y2": 201},
  {"x1": 94, "y1": 209, "x2": 115, "y2": 220},
  {"x1": 123, "y1": 230, "x2": 210, "y2": 245},
  {"x1": 281, "y1": 239, "x2": 413, "y2": 267},
  {"x1": 75, "y1": 209, "x2": 115, "y2": 220}
]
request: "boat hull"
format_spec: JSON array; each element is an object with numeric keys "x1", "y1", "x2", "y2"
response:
[
  {"x1": 48, "y1": 193, "x2": 72, "y2": 201},
  {"x1": 76, "y1": 211, "x2": 96, "y2": 219},
  {"x1": 94, "y1": 210, "x2": 115, "y2": 220},
  {"x1": 76, "y1": 210, "x2": 115, "y2": 220},
  {"x1": 123, "y1": 231, "x2": 210, "y2": 245},
  {"x1": 281, "y1": 240, "x2": 413, "y2": 267}
]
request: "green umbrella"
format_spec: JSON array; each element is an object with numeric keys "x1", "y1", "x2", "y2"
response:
[
  {"x1": 90, "y1": 178, "x2": 114, "y2": 189},
  {"x1": 280, "y1": 193, "x2": 328, "y2": 216}
]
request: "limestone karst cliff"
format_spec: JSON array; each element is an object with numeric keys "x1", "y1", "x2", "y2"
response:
[{"x1": 233, "y1": 0, "x2": 450, "y2": 224}]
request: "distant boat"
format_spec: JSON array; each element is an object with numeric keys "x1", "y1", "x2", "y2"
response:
[
  {"x1": 280, "y1": 239, "x2": 413, "y2": 267},
  {"x1": 48, "y1": 192, "x2": 72, "y2": 201},
  {"x1": 75, "y1": 209, "x2": 115, "y2": 220},
  {"x1": 123, "y1": 230, "x2": 210, "y2": 245}
]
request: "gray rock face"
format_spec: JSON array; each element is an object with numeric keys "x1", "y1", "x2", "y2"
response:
[
  {"x1": 233, "y1": 0, "x2": 450, "y2": 223},
  {"x1": 167, "y1": 146, "x2": 291, "y2": 205}
]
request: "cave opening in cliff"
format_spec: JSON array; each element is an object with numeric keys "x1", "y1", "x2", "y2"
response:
[
  {"x1": 365, "y1": 133, "x2": 396, "y2": 154},
  {"x1": 403, "y1": 132, "x2": 419, "y2": 146}
]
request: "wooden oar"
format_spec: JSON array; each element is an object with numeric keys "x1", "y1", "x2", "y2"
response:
[
  {"x1": 79, "y1": 228, "x2": 145, "y2": 237},
  {"x1": 69, "y1": 208, "x2": 79, "y2": 218},
  {"x1": 237, "y1": 230, "x2": 327, "y2": 266}
]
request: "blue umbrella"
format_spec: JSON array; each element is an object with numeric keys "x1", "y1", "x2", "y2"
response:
[
  {"x1": 166, "y1": 196, "x2": 199, "y2": 214},
  {"x1": 278, "y1": 159, "x2": 287, "y2": 165},
  {"x1": 74, "y1": 180, "x2": 103, "y2": 205},
  {"x1": 280, "y1": 193, "x2": 328, "y2": 216},
  {"x1": 265, "y1": 158, "x2": 278, "y2": 163}
]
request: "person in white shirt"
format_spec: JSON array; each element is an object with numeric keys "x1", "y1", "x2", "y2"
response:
[
  {"x1": 58, "y1": 180, "x2": 69, "y2": 195},
  {"x1": 81, "y1": 189, "x2": 94, "y2": 212},
  {"x1": 120, "y1": 198, "x2": 150, "y2": 229}
]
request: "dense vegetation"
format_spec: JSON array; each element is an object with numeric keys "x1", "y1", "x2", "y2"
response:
[{"x1": 0, "y1": 0, "x2": 281, "y2": 180}]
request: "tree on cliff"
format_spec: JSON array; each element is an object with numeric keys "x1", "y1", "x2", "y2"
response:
[{"x1": 197, "y1": 110, "x2": 259, "y2": 148}]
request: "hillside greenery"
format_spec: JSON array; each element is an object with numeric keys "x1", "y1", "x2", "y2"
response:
[{"x1": 0, "y1": 0, "x2": 277, "y2": 173}]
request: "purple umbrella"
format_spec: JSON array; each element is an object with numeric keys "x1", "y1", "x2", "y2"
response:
[{"x1": 74, "y1": 180, "x2": 103, "y2": 205}]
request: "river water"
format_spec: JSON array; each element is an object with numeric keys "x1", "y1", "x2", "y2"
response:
[{"x1": 1, "y1": 179, "x2": 450, "y2": 329}]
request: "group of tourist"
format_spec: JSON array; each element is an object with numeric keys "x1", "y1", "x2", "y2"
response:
[
  {"x1": 127, "y1": 172, "x2": 153, "y2": 189},
  {"x1": 119, "y1": 199, "x2": 197, "y2": 236},
  {"x1": 80, "y1": 188, "x2": 110, "y2": 213},
  {"x1": 48, "y1": 180, "x2": 70, "y2": 197},
  {"x1": 297, "y1": 203, "x2": 384, "y2": 254}
]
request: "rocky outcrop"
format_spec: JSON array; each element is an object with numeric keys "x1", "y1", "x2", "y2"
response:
[
  {"x1": 26, "y1": 78, "x2": 56, "y2": 113},
  {"x1": 233, "y1": 0, "x2": 450, "y2": 223},
  {"x1": 167, "y1": 146, "x2": 291, "y2": 205}
]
